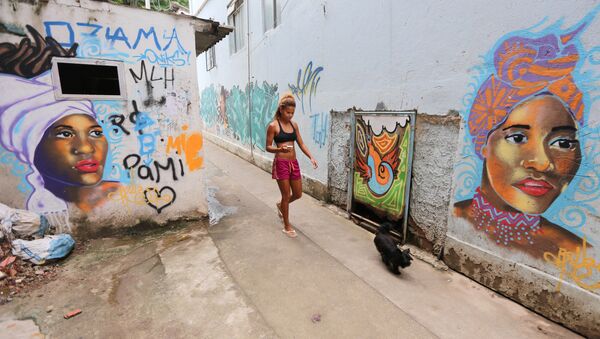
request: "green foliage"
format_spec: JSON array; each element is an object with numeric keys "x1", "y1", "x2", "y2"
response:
[{"x1": 109, "y1": 0, "x2": 189, "y2": 12}]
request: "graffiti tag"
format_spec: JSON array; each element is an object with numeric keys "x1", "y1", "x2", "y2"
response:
[
  {"x1": 129, "y1": 60, "x2": 175, "y2": 89},
  {"x1": 309, "y1": 112, "x2": 328, "y2": 148},
  {"x1": 143, "y1": 186, "x2": 176, "y2": 214},
  {"x1": 288, "y1": 61, "x2": 323, "y2": 114},
  {"x1": 544, "y1": 238, "x2": 600, "y2": 292},
  {"x1": 165, "y1": 125, "x2": 204, "y2": 171},
  {"x1": 44, "y1": 22, "x2": 191, "y2": 66}
]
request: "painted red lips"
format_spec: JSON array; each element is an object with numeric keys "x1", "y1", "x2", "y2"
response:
[
  {"x1": 75, "y1": 159, "x2": 100, "y2": 173},
  {"x1": 514, "y1": 178, "x2": 554, "y2": 197}
]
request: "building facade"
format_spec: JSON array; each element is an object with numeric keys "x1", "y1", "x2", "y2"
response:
[
  {"x1": 0, "y1": 0, "x2": 218, "y2": 238},
  {"x1": 195, "y1": 0, "x2": 600, "y2": 336}
]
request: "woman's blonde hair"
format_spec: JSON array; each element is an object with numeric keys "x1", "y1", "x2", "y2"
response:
[{"x1": 274, "y1": 93, "x2": 296, "y2": 120}]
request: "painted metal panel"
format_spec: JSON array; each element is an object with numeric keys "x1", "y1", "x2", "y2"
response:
[{"x1": 347, "y1": 111, "x2": 416, "y2": 240}]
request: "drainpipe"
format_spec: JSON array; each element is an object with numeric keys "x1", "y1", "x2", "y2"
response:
[{"x1": 246, "y1": 1, "x2": 254, "y2": 160}]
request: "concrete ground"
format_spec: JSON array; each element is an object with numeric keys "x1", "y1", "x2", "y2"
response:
[{"x1": 0, "y1": 140, "x2": 581, "y2": 338}]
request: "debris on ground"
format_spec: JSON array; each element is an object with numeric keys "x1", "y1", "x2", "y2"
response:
[
  {"x1": 207, "y1": 186, "x2": 237, "y2": 226},
  {"x1": 0, "y1": 203, "x2": 76, "y2": 305},
  {"x1": 0, "y1": 240, "x2": 61, "y2": 305},
  {"x1": 1, "y1": 203, "x2": 75, "y2": 265},
  {"x1": 311, "y1": 313, "x2": 322, "y2": 323},
  {"x1": 0, "y1": 255, "x2": 16, "y2": 268},
  {"x1": 12, "y1": 234, "x2": 75, "y2": 265},
  {"x1": 63, "y1": 309, "x2": 82, "y2": 319}
]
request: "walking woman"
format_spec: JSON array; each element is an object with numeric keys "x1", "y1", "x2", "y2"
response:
[{"x1": 266, "y1": 94, "x2": 318, "y2": 238}]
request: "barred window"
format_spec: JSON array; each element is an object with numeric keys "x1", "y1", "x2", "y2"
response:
[
  {"x1": 262, "y1": 0, "x2": 281, "y2": 32},
  {"x1": 206, "y1": 46, "x2": 216, "y2": 71},
  {"x1": 227, "y1": 0, "x2": 246, "y2": 54}
]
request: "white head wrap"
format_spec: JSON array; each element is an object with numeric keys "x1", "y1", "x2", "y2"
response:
[{"x1": 0, "y1": 72, "x2": 96, "y2": 212}]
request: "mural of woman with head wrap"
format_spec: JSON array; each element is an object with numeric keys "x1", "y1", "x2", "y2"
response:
[
  {"x1": 0, "y1": 25, "x2": 119, "y2": 214},
  {"x1": 454, "y1": 25, "x2": 591, "y2": 259}
]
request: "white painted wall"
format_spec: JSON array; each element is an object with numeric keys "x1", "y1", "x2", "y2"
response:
[
  {"x1": 0, "y1": 0, "x2": 207, "y2": 237},
  {"x1": 195, "y1": 0, "x2": 600, "y2": 184},
  {"x1": 195, "y1": 1, "x2": 600, "y2": 335}
]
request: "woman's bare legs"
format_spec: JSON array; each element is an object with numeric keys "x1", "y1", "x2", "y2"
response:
[{"x1": 277, "y1": 179, "x2": 303, "y2": 231}]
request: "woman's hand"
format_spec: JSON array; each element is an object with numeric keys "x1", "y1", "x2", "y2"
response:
[
  {"x1": 280, "y1": 145, "x2": 292, "y2": 153},
  {"x1": 310, "y1": 158, "x2": 318, "y2": 169}
]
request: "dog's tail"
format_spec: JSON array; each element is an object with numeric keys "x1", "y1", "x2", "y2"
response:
[{"x1": 377, "y1": 222, "x2": 394, "y2": 234}]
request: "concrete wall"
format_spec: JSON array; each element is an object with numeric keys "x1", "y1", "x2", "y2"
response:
[
  {"x1": 195, "y1": 1, "x2": 600, "y2": 335},
  {"x1": 0, "y1": 0, "x2": 207, "y2": 238},
  {"x1": 444, "y1": 6, "x2": 600, "y2": 335},
  {"x1": 327, "y1": 110, "x2": 351, "y2": 208}
]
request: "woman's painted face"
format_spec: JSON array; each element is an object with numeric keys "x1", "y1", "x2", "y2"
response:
[
  {"x1": 281, "y1": 106, "x2": 295, "y2": 121},
  {"x1": 34, "y1": 114, "x2": 108, "y2": 186},
  {"x1": 482, "y1": 95, "x2": 581, "y2": 214}
]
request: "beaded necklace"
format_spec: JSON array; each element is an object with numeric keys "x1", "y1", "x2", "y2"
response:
[{"x1": 471, "y1": 187, "x2": 541, "y2": 246}]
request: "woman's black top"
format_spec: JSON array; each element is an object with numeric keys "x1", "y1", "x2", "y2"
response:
[{"x1": 274, "y1": 119, "x2": 297, "y2": 143}]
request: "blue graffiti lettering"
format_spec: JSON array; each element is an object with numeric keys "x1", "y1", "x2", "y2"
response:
[
  {"x1": 288, "y1": 61, "x2": 324, "y2": 114},
  {"x1": 105, "y1": 27, "x2": 131, "y2": 49},
  {"x1": 43, "y1": 21, "x2": 190, "y2": 67},
  {"x1": 76, "y1": 22, "x2": 102, "y2": 37},
  {"x1": 162, "y1": 28, "x2": 185, "y2": 52},
  {"x1": 136, "y1": 49, "x2": 189, "y2": 67},
  {"x1": 132, "y1": 27, "x2": 161, "y2": 50},
  {"x1": 44, "y1": 21, "x2": 75, "y2": 47},
  {"x1": 138, "y1": 132, "x2": 159, "y2": 161},
  {"x1": 134, "y1": 111, "x2": 156, "y2": 134},
  {"x1": 309, "y1": 112, "x2": 328, "y2": 148}
]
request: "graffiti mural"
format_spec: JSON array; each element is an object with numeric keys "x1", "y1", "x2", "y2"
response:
[
  {"x1": 200, "y1": 82, "x2": 278, "y2": 151},
  {"x1": 450, "y1": 12, "x2": 600, "y2": 291},
  {"x1": 0, "y1": 25, "x2": 119, "y2": 214},
  {"x1": 351, "y1": 115, "x2": 412, "y2": 221},
  {"x1": 288, "y1": 61, "x2": 323, "y2": 114},
  {"x1": 0, "y1": 21, "x2": 198, "y2": 218},
  {"x1": 309, "y1": 112, "x2": 328, "y2": 148},
  {"x1": 200, "y1": 61, "x2": 330, "y2": 154},
  {"x1": 44, "y1": 21, "x2": 191, "y2": 67}
]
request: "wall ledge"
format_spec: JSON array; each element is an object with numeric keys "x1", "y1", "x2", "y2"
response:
[{"x1": 444, "y1": 235, "x2": 599, "y2": 337}]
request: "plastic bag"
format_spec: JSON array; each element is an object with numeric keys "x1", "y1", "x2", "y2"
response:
[
  {"x1": 0, "y1": 203, "x2": 48, "y2": 240},
  {"x1": 0, "y1": 203, "x2": 13, "y2": 240},
  {"x1": 11, "y1": 234, "x2": 75, "y2": 265},
  {"x1": 11, "y1": 209, "x2": 48, "y2": 239}
]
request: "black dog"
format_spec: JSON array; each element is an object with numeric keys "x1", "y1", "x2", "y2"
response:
[{"x1": 374, "y1": 222, "x2": 413, "y2": 274}]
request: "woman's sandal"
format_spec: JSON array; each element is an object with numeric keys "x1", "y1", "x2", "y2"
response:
[
  {"x1": 276, "y1": 202, "x2": 283, "y2": 220},
  {"x1": 281, "y1": 228, "x2": 297, "y2": 238}
]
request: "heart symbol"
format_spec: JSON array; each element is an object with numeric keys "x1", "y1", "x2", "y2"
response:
[{"x1": 143, "y1": 186, "x2": 176, "y2": 214}]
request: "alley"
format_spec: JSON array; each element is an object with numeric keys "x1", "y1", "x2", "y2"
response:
[
  {"x1": 203, "y1": 140, "x2": 579, "y2": 339},
  {"x1": 0, "y1": 140, "x2": 580, "y2": 339},
  {"x1": 1, "y1": 1, "x2": 599, "y2": 338}
]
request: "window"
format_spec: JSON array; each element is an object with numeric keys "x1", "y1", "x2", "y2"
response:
[
  {"x1": 206, "y1": 46, "x2": 216, "y2": 71},
  {"x1": 51, "y1": 57, "x2": 127, "y2": 100},
  {"x1": 262, "y1": 0, "x2": 281, "y2": 32},
  {"x1": 227, "y1": 0, "x2": 246, "y2": 54}
]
